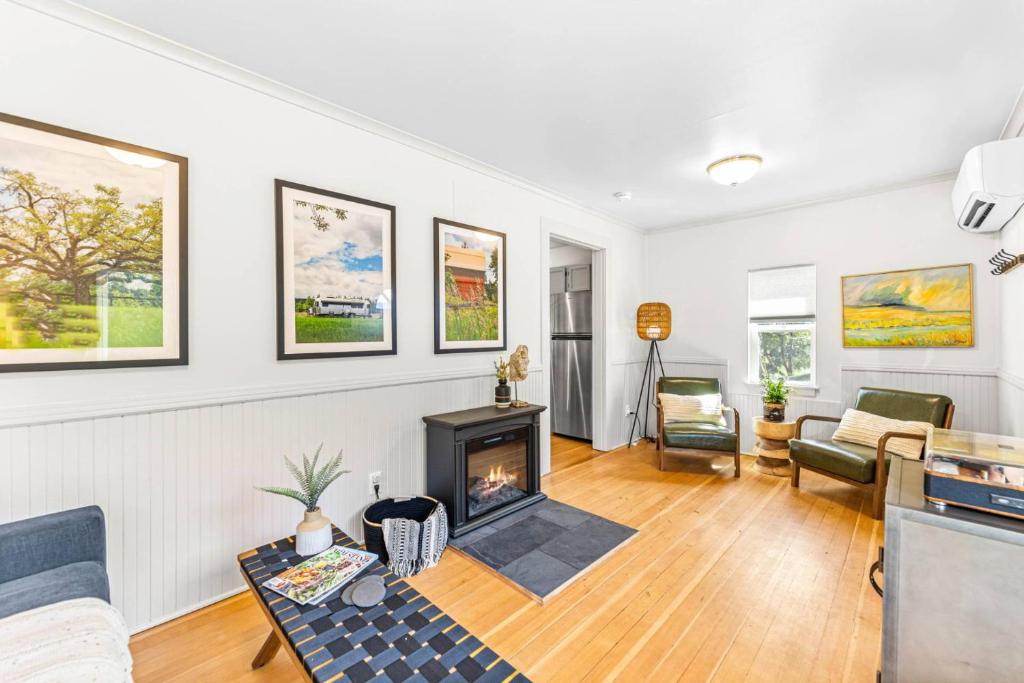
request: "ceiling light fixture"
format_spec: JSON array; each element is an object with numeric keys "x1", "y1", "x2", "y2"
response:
[
  {"x1": 613, "y1": 191, "x2": 632, "y2": 201},
  {"x1": 706, "y1": 154, "x2": 763, "y2": 186}
]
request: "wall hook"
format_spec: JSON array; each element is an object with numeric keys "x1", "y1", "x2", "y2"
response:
[{"x1": 989, "y1": 248, "x2": 1024, "y2": 275}]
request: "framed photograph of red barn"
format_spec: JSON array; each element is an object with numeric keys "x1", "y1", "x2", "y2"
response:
[{"x1": 433, "y1": 218, "x2": 506, "y2": 354}]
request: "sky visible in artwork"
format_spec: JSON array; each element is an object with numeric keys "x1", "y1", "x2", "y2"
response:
[
  {"x1": 843, "y1": 266, "x2": 971, "y2": 311},
  {"x1": 292, "y1": 200, "x2": 384, "y2": 299},
  {"x1": 0, "y1": 134, "x2": 164, "y2": 209}
]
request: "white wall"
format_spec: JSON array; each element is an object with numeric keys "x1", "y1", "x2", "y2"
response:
[
  {"x1": 0, "y1": 1, "x2": 645, "y2": 632},
  {"x1": 550, "y1": 243, "x2": 593, "y2": 268},
  {"x1": 998, "y1": 207, "x2": 1024, "y2": 436},
  {"x1": 646, "y1": 179, "x2": 1002, "y2": 441}
]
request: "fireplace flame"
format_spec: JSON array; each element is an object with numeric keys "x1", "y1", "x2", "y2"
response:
[{"x1": 485, "y1": 464, "x2": 516, "y2": 489}]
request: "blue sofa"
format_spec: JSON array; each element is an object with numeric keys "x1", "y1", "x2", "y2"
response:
[{"x1": 0, "y1": 506, "x2": 109, "y2": 620}]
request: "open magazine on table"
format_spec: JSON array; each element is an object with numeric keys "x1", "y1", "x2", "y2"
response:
[{"x1": 263, "y1": 545, "x2": 377, "y2": 605}]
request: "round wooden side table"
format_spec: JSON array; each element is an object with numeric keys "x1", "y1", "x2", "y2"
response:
[{"x1": 752, "y1": 417, "x2": 797, "y2": 476}]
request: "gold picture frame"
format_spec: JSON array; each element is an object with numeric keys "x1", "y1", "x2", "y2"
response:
[{"x1": 841, "y1": 263, "x2": 974, "y2": 348}]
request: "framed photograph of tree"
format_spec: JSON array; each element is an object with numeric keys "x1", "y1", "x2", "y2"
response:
[
  {"x1": 0, "y1": 113, "x2": 187, "y2": 372},
  {"x1": 433, "y1": 218, "x2": 506, "y2": 354},
  {"x1": 275, "y1": 179, "x2": 397, "y2": 360}
]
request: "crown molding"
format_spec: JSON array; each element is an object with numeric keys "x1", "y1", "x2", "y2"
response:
[
  {"x1": 1000, "y1": 86, "x2": 1024, "y2": 139},
  {"x1": 0, "y1": 364, "x2": 544, "y2": 429},
  {"x1": 646, "y1": 171, "x2": 958, "y2": 235},
  {"x1": 10, "y1": 0, "x2": 642, "y2": 235}
]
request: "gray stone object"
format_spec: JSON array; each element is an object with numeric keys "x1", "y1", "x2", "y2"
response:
[
  {"x1": 341, "y1": 573, "x2": 386, "y2": 605},
  {"x1": 340, "y1": 582, "x2": 357, "y2": 605},
  {"x1": 351, "y1": 579, "x2": 386, "y2": 608}
]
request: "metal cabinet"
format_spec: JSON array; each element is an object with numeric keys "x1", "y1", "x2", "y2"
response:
[
  {"x1": 567, "y1": 265, "x2": 591, "y2": 292},
  {"x1": 550, "y1": 265, "x2": 591, "y2": 294},
  {"x1": 550, "y1": 267, "x2": 566, "y2": 294},
  {"x1": 882, "y1": 457, "x2": 1024, "y2": 682}
]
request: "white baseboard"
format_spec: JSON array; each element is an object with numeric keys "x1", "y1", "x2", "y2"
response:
[{"x1": 129, "y1": 586, "x2": 247, "y2": 636}]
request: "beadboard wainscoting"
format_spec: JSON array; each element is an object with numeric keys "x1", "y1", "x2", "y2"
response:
[
  {"x1": 998, "y1": 371, "x2": 1024, "y2": 438},
  {"x1": 0, "y1": 369, "x2": 545, "y2": 634},
  {"x1": 840, "y1": 365, "x2": 999, "y2": 434}
]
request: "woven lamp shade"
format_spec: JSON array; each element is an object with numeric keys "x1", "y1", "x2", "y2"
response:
[{"x1": 636, "y1": 302, "x2": 671, "y2": 341}]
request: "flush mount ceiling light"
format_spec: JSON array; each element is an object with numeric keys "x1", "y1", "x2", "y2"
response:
[
  {"x1": 613, "y1": 191, "x2": 632, "y2": 201},
  {"x1": 706, "y1": 154, "x2": 763, "y2": 186}
]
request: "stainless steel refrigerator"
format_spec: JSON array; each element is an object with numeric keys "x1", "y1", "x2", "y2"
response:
[{"x1": 550, "y1": 265, "x2": 592, "y2": 440}]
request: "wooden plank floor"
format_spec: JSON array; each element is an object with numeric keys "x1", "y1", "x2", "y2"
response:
[
  {"x1": 551, "y1": 434, "x2": 604, "y2": 472},
  {"x1": 129, "y1": 442, "x2": 882, "y2": 682}
]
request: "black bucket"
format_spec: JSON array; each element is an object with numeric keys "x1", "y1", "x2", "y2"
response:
[{"x1": 362, "y1": 496, "x2": 439, "y2": 565}]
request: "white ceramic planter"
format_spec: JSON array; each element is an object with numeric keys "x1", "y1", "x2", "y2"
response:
[{"x1": 295, "y1": 508, "x2": 332, "y2": 556}]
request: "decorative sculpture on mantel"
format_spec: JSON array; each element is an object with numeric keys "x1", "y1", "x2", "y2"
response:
[{"x1": 509, "y1": 345, "x2": 530, "y2": 408}]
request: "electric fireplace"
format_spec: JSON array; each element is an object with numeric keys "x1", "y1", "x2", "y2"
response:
[
  {"x1": 466, "y1": 426, "x2": 530, "y2": 518},
  {"x1": 423, "y1": 404, "x2": 546, "y2": 537}
]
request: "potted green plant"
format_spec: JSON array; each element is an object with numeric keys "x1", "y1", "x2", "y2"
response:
[
  {"x1": 257, "y1": 445, "x2": 350, "y2": 556},
  {"x1": 761, "y1": 376, "x2": 791, "y2": 422}
]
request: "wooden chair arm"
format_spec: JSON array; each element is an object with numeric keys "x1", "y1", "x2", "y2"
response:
[
  {"x1": 722, "y1": 406, "x2": 740, "y2": 435},
  {"x1": 875, "y1": 431, "x2": 928, "y2": 481},
  {"x1": 795, "y1": 414, "x2": 841, "y2": 439}
]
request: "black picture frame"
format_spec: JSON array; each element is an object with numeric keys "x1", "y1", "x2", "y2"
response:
[
  {"x1": 433, "y1": 217, "x2": 507, "y2": 354},
  {"x1": 0, "y1": 112, "x2": 188, "y2": 373},
  {"x1": 275, "y1": 179, "x2": 397, "y2": 360}
]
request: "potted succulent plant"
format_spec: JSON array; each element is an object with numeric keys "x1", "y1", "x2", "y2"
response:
[
  {"x1": 257, "y1": 445, "x2": 350, "y2": 556},
  {"x1": 761, "y1": 376, "x2": 791, "y2": 422}
]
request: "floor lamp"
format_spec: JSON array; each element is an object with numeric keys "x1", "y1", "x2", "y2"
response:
[{"x1": 628, "y1": 303, "x2": 670, "y2": 446}]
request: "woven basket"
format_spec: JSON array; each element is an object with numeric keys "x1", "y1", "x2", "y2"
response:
[
  {"x1": 361, "y1": 496, "x2": 439, "y2": 564},
  {"x1": 636, "y1": 302, "x2": 671, "y2": 340}
]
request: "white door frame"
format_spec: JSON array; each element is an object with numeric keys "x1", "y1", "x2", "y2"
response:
[{"x1": 539, "y1": 219, "x2": 611, "y2": 473}]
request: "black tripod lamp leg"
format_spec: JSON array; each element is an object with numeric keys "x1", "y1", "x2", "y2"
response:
[{"x1": 627, "y1": 342, "x2": 655, "y2": 447}]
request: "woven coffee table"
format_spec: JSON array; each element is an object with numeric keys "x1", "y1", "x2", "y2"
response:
[{"x1": 238, "y1": 527, "x2": 527, "y2": 682}]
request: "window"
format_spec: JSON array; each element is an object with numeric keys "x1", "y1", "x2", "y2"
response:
[{"x1": 748, "y1": 265, "x2": 816, "y2": 386}]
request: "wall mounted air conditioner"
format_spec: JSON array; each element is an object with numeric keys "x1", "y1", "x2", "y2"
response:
[{"x1": 952, "y1": 137, "x2": 1024, "y2": 232}]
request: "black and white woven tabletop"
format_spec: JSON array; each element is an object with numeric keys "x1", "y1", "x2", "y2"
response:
[{"x1": 240, "y1": 527, "x2": 528, "y2": 683}]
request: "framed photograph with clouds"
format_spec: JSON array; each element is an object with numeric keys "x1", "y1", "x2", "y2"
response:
[{"x1": 275, "y1": 179, "x2": 396, "y2": 360}]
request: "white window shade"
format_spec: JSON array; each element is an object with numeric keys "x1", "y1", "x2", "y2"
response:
[{"x1": 748, "y1": 265, "x2": 816, "y2": 321}]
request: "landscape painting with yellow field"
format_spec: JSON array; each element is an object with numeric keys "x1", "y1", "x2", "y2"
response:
[{"x1": 842, "y1": 264, "x2": 973, "y2": 347}]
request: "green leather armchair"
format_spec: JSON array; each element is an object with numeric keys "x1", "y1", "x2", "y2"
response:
[
  {"x1": 655, "y1": 377, "x2": 740, "y2": 477},
  {"x1": 790, "y1": 387, "x2": 954, "y2": 519}
]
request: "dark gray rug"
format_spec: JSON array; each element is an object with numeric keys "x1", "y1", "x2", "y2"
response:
[{"x1": 449, "y1": 498, "x2": 636, "y2": 601}]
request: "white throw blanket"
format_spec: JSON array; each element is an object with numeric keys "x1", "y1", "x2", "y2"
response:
[
  {"x1": 0, "y1": 597, "x2": 132, "y2": 682},
  {"x1": 382, "y1": 501, "x2": 448, "y2": 578}
]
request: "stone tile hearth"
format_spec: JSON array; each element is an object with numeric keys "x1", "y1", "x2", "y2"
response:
[{"x1": 449, "y1": 498, "x2": 636, "y2": 601}]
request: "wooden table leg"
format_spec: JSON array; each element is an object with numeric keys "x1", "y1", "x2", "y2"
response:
[{"x1": 251, "y1": 630, "x2": 282, "y2": 669}]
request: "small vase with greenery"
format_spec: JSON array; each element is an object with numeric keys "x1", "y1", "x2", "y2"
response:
[
  {"x1": 494, "y1": 355, "x2": 511, "y2": 408},
  {"x1": 760, "y1": 376, "x2": 791, "y2": 422},
  {"x1": 257, "y1": 445, "x2": 350, "y2": 555}
]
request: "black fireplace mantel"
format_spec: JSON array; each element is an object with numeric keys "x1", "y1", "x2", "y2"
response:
[{"x1": 423, "y1": 404, "x2": 546, "y2": 537}]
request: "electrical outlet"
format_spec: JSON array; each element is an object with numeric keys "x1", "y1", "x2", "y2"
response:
[
  {"x1": 625, "y1": 403, "x2": 633, "y2": 416},
  {"x1": 369, "y1": 471, "x2": 382, "y2": 495}
]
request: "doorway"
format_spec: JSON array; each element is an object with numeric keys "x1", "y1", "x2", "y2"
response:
[{"x1": 547, "y1": 236, "x2": 601, "y2": 473}]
